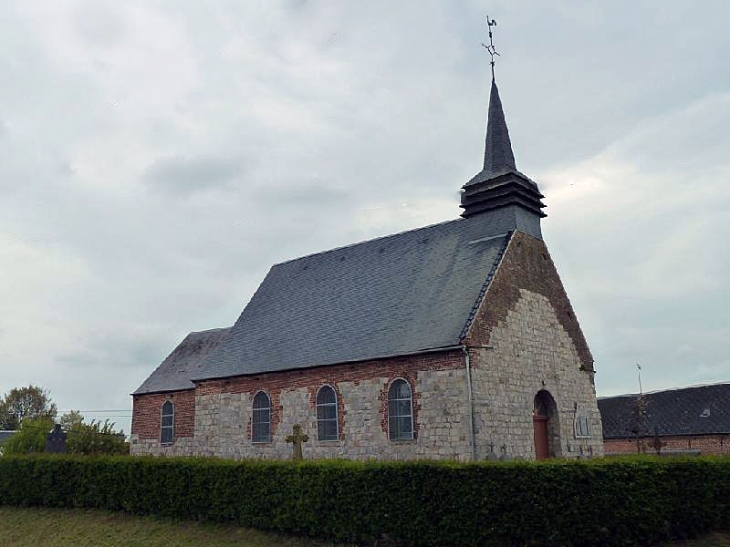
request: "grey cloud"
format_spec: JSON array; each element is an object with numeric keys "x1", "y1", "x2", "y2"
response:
[
  {"x1": 1, "y1": 1, "x2": 728, "y2": 431},
  {"x1": 143, "y1": 155, "x2": 246, "y2": 195},
  {"x1": 72, "y1": 2, "x2": 127, "y2": 48}
]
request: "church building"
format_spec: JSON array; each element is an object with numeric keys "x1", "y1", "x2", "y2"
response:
[{"x1": 131, "y1": 73, "x2": 604, "y2": 461}]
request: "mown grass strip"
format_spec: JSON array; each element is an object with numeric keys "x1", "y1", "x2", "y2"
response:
[{"x1": 0, "y1": 506, "x2": 338, "y2": 547}]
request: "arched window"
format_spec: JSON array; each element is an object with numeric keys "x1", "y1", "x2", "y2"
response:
[
  {"x1": 161, "y1": 400, "x2": 174, "y2": 444},
  {"x1": 252, "y1": 391, "x2": 271, "y2": 443},
  {"x1": 388, "y1": 379, "x2": 413, "y2": 441},
  {"x1": 316, "y1": 385, "x2": 338, "y2": 441}
]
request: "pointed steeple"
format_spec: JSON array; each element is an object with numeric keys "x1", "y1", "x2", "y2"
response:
[
  {"x1": 460, "y1": 77, "x2": 546, "y2": 223},
  {"x1": 481, "y1": 79, "x2": 517, "y2": 178}
]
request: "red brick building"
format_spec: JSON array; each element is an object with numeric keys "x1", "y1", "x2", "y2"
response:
[
  {"x1": 131, "y1": 75, "x2": 603, "y2": 461},
  {"x1": 599, "y1": 383, "x2": 730, "y2": 455}
]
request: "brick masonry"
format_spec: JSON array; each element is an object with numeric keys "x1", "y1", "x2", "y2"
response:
[
  {"x1": 131, "y1": 390, "x2": 195, "y2": 440},
  {"x1": 605, "y1": 435, "x2": 730, "y2": 455},
  {"x1": 131, "y1": 230, "x2": 603, "y2": 461}
]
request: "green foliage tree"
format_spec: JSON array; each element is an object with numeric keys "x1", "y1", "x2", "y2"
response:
[
  {"x1": 64, "y1": 418, "x2": 129, "y2": 456},
  {"x1": 0, "y1": 385, "x2": 57, "y2": 430},
  {"x1": 59, "y1": 410, "x2": 84, "y2": 431},
  {"x1": 1, "y1": 417, "x2": 54, "y2": 454}
]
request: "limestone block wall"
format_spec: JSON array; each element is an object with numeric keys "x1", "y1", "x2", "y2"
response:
[
  {"x1": 469, "y1": 289, "x2": 604, "y2": 460},
  {"x1": 132, "y1": 351, "x2": 473, "y2": 461}
]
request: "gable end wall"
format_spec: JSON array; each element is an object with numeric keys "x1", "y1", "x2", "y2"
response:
[{"x1": 465, "y1": 230, "x2": 603, "y2": 459}]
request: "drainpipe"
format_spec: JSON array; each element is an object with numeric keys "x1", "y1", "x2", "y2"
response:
[{"x1": 462, "y1": 345, "x2": 477, "y2": 461}]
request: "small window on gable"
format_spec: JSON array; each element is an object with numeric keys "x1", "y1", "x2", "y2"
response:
[
  {"x1": 252, "y1": 391, "x2": 271, "y2": 443},
  {"x1": 316, "y1": 385, "x2": 338, "y2": 441},
  {"x1": 161, "y1": 400, "x2": 174, "y2": 444},
  {"x1": 388, "y1": 379, "x2": 413, "y2": 441},
  {"x1": 574, "y1": 413, "x2": 591, "y2": 439}
]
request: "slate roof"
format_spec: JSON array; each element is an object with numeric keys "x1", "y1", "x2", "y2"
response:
[
  {"x1": 133, "y1": 327, "x2": 231, "y2": 395},
  {"x1": 598, "y1": 383, "x2": 730, "y2": 439},
  {"x1": 193, "y1": 212, "x2": 514, "y2": 381},
  {"x1": 466, "y1": 80, "x2": 527, "y2": 187}
]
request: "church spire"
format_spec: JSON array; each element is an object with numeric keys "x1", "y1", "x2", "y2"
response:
[
  {"x1": 460, "y1": 18, "x2": 546, "y2": 225},
  {"x1": 481, "y1": 79, "x2": 517, "y2": 178}
]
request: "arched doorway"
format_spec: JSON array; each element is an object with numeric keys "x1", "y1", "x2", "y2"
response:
[{"x1": 533, "y1": 390, "x2": 558, "y2": 460}]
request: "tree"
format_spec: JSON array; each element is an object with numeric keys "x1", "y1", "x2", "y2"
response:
[
  {"x1": 630, "y1": 394, "x2": 650, "y2": 453},
  {"x1": 59, "y1": 410, "x2": 84, "y2": 431},
  {"x1": 64, "y1": 418, "x2": 129, "y2": 456},
  {"x1": 1, "y1": 417, "x2": 54, "y2": 454},
  {"x1": 0, "y1": 385, "x2": 57, "y2": 430}
]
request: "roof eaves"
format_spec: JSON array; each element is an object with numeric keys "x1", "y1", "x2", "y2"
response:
[{"x1": 131, "y1": 386, "x2": 195, "y2": 397}]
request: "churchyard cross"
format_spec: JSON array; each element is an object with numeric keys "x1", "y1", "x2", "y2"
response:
[
  {"x1": 285, "y1": 424, "x2": 309, "y2": 461},
  {"x1": 45, "y1": 423, "x2": 67, "y2": 454}
]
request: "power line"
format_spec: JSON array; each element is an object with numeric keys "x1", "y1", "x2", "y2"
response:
[{"x1": 3, "y1": 422, "x2": 127, "y2": 438}]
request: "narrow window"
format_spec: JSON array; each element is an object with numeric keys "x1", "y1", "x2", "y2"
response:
[
  {"x1": 388, "y1": 379, "x2": 413, "y2": 441},
  {"x1": 316, "y1": 386, "x2": 338, "y2": 441},
  {"x1": 252, "y1": 391, "x2": 271, "y2": 443},
  {"x1": 161, "y1": 400, "x2": 174, "y2": 444}
]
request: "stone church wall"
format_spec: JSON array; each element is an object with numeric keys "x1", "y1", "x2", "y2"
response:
[
  {"x1": 465, "y1": 231, "x2": 604, "y2": 460},
  {"x1": 131, "y1": 351, "x2": 474, "y2": 461}
]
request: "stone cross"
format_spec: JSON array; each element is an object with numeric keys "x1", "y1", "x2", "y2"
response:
[
  {"x1": 285, "y1": 424, "x2": 309, "y2": 461},
  {"x1": 45, "y1": 423, "x2": 67, "y2": 454}
]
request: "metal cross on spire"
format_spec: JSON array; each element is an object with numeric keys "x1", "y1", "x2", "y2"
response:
[{"x1": 481, "y1": 16, "x2": 500, "y2": 79}]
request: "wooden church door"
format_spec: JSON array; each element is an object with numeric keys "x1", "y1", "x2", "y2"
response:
[
  {"x1": 533, "y1": 415, "x2": 549, "y2": 460},
  {"x1": 533, "y1": 394, "x2": 550, "y2": 460}
]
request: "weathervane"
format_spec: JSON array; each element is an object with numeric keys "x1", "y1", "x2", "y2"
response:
[{"x1": 481, "y1": 16, "x2": 500, "y2": 79}]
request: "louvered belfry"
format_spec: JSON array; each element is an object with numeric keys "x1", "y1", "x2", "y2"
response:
[{"x1": 460, "y1": 79, "x2": 546, "y2": 219}]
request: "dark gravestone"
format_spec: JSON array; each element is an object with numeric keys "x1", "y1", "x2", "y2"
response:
[{"x1": 45, "y1": 424, "x2": 67, "y2": 454}]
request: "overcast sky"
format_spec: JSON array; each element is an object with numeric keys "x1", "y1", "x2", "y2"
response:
[{"x1": 1, "y1": 1, "x2": 728, "y2": 435}]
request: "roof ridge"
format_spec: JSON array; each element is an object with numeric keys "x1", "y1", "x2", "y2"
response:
[
  {"x1": 188, "y1": 326, "x2": 231, "y2": 336},
  {"x1": 598, "y1": 381, "x2": 730, "y2": 399},
  {"x1": 458, "y1": 230, "x2": 514, "y2": 342},
  {"x1": 271, "y1": 217, "x2": 462, "y2": 266}
]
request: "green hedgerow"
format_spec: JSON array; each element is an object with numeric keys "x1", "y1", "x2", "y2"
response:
[{"x1": 0, "y1": 454, "x2": 729, "y2": 546}]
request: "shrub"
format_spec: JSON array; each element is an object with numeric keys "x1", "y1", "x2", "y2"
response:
[
  {"x1": 1, "y1": 418, "x2": 54, "y2": 454},
  {"x1": 0, "y1": 455, "x2": 728, "y2": 546}
]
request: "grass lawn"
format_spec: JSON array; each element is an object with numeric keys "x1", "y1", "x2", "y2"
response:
[
  {"x1": 1, "y1": 506, "x2": 728, "y2": 546},
  {"x1": 0, "y1": 506, "x2": 339, "y2": 547}
]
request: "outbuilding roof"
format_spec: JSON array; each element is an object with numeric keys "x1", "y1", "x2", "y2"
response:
[{"x1": 598, "y1": 383, "x2": 730, "y2": 439}]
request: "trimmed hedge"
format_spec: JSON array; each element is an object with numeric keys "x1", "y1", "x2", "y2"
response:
[{"x1": 1, "y1": 455, "x2": 729, "y2": 546}]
